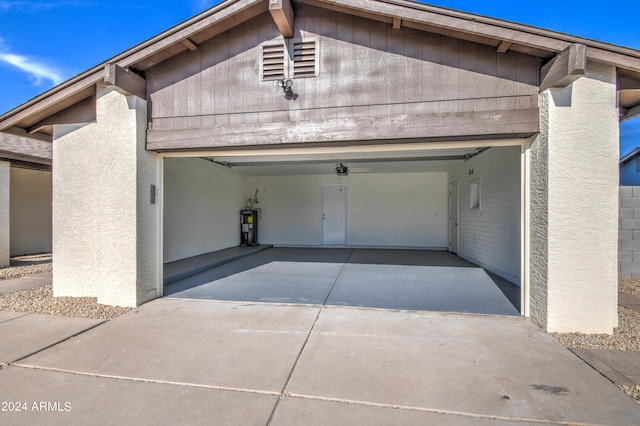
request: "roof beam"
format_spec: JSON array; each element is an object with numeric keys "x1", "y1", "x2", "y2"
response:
[
  {"x1": 104, "y1": 63, "x2": 146, "y2": 99},
  {"x1": 392, "y1": 17, "x2": 402, "y2": 29},
  {"x1": 496, "y1": 40, "x2": 512, "y2": 53},
  {"x1": 540, "y1": 43, "x2": 587, "y2": 92},
  {"x1": 269, "y1": 0, "x2": 295, "y2": 38},
  {"x1": 147, "y1": 108, "x2": 539, "y2": 151},
  {"x1": 181, "y1": 38, "x2": 199, "y2": 51}
]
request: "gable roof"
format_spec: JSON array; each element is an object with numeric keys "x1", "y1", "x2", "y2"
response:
[
  {"x1": 2, "y1": 0, "x2": 640, "y2": 140},
  {"x1": 621, "y1": 147, "x2": 640, "y2": 165}
]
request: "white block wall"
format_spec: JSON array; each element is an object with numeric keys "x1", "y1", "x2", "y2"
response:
[
  {"x1": 619, "y1": 186, "x2": 640, "y2": 277},
  {"x1": 246, "y1": 172, "x2": 448, "y2": 248},
  {"x1": 531, "y1": 61, "x2": 619, "y2": 333},
  {"x1": 53, "y1": 87, "x2": 159, "y2": 307},
  {"x1": 163, "y1": 158, "x2": 245, "y2": 262},
  {"x1": 9, "y1": 168, "x2": 52, "y2": 256},
  {"x1": 448, "y1": 146, "x2": 521, "y2": 284},
  {"x1": 0, "y1": 161, "x2": 9, "y2": 267}
]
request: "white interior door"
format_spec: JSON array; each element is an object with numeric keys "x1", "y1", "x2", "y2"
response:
[
  {"x1": 449, "y1": 181, "x2": 459, "y2": 253},
  {"x1": 322, "y1": 184, "x2": 346, "y2": 245}
]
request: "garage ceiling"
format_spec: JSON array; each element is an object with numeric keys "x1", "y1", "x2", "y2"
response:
[
  {"x1": 224, "y1": 159, "x2": 457, "y2": 176},
  {"x1": 200, "y1": 145, "x2": 493, "y2": 176}
]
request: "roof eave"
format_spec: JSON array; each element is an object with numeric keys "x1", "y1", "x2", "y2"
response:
[{"x1": 0, "y1": 0, "x2": 267, "y2": 135}]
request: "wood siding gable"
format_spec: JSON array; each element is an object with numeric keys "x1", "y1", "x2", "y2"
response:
[{"x1": 147, "y1": 5, "x2": 540, "y2": 151}]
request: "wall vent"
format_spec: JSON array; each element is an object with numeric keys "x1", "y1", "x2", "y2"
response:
[
  {"x1": 260, "y1": 43, "x2": 286, "y2": 81},
  {"x1": 293, "y1": 40, "x2": 318, "y2": 78}
]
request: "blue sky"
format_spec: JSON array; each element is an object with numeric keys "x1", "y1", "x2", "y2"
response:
[{"x1": 0, "y1": 0, "x2": 639, "y2": 154}]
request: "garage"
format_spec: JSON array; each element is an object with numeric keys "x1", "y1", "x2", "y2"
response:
[
  {"x1": 1, "y1": 0, "x2": 630, "y2": 333},
  {"x1": 161, "y1": 142, "x2": 523, "y2": 315}
]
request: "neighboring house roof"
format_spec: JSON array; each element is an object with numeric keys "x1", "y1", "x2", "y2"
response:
[
  {"x1": 1, "y1": 0, "x2": 640, "y2": 140},
  {"x1": 620, "y1": 147, "x2": 640, "y2": 165},
  {"x1": 0, "y1": 132, "x2": 52, "y2": 170}
]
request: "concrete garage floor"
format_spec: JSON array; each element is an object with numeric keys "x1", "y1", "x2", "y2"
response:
[{"x1": 164, "y1": 248, "x2": 520, "y2": 316}]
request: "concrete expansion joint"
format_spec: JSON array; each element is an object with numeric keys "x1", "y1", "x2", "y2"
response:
[
  {"x1": 9, "y1": 363, "x2": 281, "y2": 396},
  {"x1": 0, "y1": 311, "x2": 30, "y2": 324},
  {"x1": 267, "y1": 250, "x2": 355, "y2": 426},
  {"x1": 8, "y1": 319, "x2": 106, "y2": 365},
  {"x1": 282, "y1": 393, "x2": 604, "y2": 426}
]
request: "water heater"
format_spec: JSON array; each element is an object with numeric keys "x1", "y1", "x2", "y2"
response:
[{"x1": 240, "y1": 210, "x2": 259, "y2": 246}]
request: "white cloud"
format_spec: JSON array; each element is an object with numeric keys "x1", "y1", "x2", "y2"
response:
[
  {"x1": 0, "y1": 1, "x2": 58, "y2": 13},
  {"x1": 0, "y1": 51, "x2": 64, "y2": 86}
]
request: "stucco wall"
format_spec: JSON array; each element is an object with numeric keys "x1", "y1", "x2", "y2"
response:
[
  {"x1": 532, "y1": 61, "x2": 619, "y2": 333},
  {"x1": 53, "y1": 87, "x2": 159, "y2": 307},
  {"x1": 0, "y1": 161, "x2": 9, "y2": 267},
  {"x1": 9, "y1": 167, "x2": 52, "y2": 256},
  {"x1": 447, "y1": 147, "x2": 521, "y2": 284},
  {"x1": 529, "y1": 94, "x2": 550, "y2": 330},
  {"x1": 248, "y1": 172, "x2": 448, "y2": 248},
  {"x1": 163, "y1": 158, "x2": 245, "y2": 263}
]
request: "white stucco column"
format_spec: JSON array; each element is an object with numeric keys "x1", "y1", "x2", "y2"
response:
[
  {"x1": 53, "y1": 86, "x2": 160, "y2": 307},
  {"x1": 0, "y1": 161, "x2": 9, "y2": 268},
  {"x1": 530, "y1": 61, "x2": 619, "y2": 333}
]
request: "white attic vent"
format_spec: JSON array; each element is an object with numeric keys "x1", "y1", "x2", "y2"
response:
[
  {"x1": 260, "y1": 43, "x2": 286, "y2": 81},
  {"x1": 293, "y1": 39, "x2": 318, "y2": 78}
]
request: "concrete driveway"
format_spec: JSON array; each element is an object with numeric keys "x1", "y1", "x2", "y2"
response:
[{"x1": 1, "y1": 298, "x2": 638, "y2": 425}]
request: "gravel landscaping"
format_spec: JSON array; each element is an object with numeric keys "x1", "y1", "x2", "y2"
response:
[
  {"x1": 0, "y1": 253, "x2": 52, "y2": 281},
  {"x1": 551, "y1": 306, "x2": 640, "y2": 351},
  {"x1": 552, "y1": 278, "x2": 640, "y2": 404},
  {"x1": 619, "y1": 277, "x2": 640, "y2": 298},
  {"x1": 0, "y1": 284, "x2": 132, "y2": 320},
  {"x1": 619, "y1": 385, "x2": 640, "y2": 404},
  {"x1": 0, "y1": 254, "x2": 131, "y2": 320},
  {"x1": 552, "y1": 278, "x2": 640, "y2": 351}
]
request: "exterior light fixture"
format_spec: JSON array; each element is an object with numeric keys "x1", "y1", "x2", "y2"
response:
[{"x1": 278, "y1": 79, "x2": 295, "y2": 99}]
